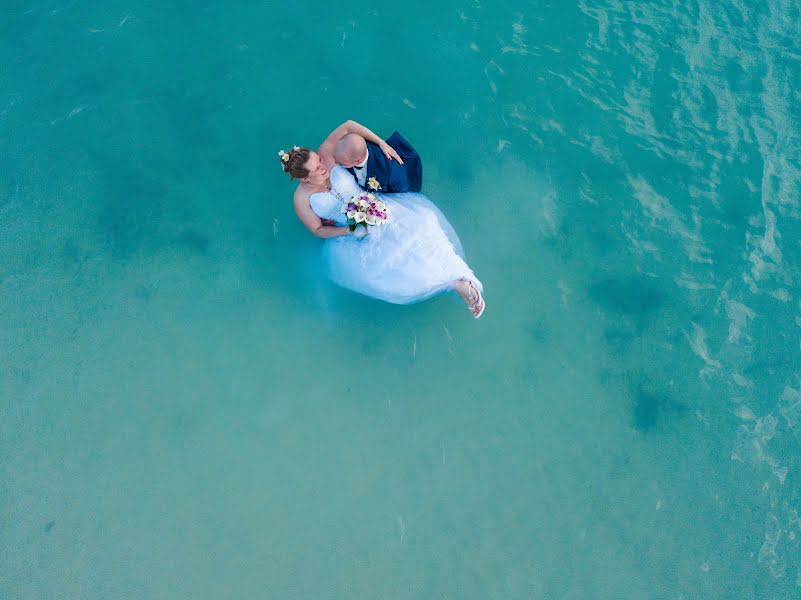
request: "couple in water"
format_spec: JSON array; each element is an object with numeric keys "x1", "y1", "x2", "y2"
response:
[{"x1": 281, "y1": 120, "x2": 485, "y2": 318}]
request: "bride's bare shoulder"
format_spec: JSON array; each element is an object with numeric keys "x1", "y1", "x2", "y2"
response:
[{"x1": 292, "y1": 183, "x2": 316, "y2": 219}]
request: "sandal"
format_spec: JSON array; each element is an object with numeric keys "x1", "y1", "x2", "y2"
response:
[{"x1": 466, "y1": 281, "x2": 486, "y2": 319}]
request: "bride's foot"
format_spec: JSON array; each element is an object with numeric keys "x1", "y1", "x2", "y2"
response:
[{"x1": 457, "y1": 279, "x2": 486, "y2": 319}]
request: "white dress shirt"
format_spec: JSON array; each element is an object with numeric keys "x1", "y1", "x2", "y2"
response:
[{"x1": 353, "y1": 149, "x2": 369, "y2": 188}]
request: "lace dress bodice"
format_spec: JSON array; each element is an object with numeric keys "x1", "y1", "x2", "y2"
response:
[{"x1": 309, "y1": 167, "x2": 362, "y2": 225}]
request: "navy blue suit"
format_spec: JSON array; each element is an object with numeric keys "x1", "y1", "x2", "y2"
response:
[{"x1": 348, "y1": 131, "x2": 422, "y2": 193}]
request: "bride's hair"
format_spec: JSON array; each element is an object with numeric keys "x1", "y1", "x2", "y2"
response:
[{"x1": 280, "y1": 147, "x2": 312, "y2": 179}]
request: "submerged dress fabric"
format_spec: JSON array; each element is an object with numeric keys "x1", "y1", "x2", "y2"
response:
[{"x1": 310, "y1": 166, "x2": 482, "y2": 304}]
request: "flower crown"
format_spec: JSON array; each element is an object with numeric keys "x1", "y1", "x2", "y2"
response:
[{"x1": 278, "y1": 146, "x2": 301, "y2": 167}]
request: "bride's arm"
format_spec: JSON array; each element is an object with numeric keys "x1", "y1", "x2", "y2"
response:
[
  {"x1": 318, "y1": 120, "x2": 403, "y2": 165},
  {"x1": 311, "y1": 224, "x2": 352, "y2": 239},
  {"x1": 293, "y1": 191, "x2": 355, "y2": 239}
]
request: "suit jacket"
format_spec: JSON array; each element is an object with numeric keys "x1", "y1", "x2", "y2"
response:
[{"x1": 348, "y1": 131, "x2": 422, "y2": 193}]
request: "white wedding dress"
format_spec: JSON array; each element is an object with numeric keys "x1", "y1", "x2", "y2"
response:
[{"x1": 310, "y1": 166, "x2": 483, "y2": 305}]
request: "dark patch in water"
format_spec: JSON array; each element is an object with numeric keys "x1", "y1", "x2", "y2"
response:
[
  {"x1": 599, "y1": 369, "x2": 688, "y2": 434},
  {"x1": 590, "y1": 277, "x2": 665, "y2": 338},
  {"x1": 11, "y1": 367, "x2": 32, "y2": 385},
  {"x1": 632, "y1": 382, "x2": 687, "y2": 433},
  {"x1": 589, "y1": 277, "x2": 665, "y2": 318},
  {"x1": 742, "y1": 359, "x2": 790, "y2": 377},
  {"x1": 1, "y1": 177, "x2": 18, "y2": 209},
  {"x1": 173, "y1": 230, "x2": 210, "y2": 255},
  {"x1": 361, "y1": 336, "x2": 388, "y2": 356},
  {"x1": 44, "y1": 521, "x2": 55, "y2": 533},
  {"x1": 588, "y1": 226, "x2": 617, "y2": 252},
  {"x1": 61, "y1": 238, "x2": 79, "y2": 261},
  {"x1": 603, "y1": 323, "x2": 638, "y2": 349},
  {"x1": 95, "y1": 165, "x2": 166, "y2": 260},
  {"x1": 60, "y1": 238, "x2": 86, "y2": 267},
  {"x1": 526, "y1": 320, "x2": 550, "y2": 344},
  {"x1": 134, "y1": 284, "x2": 151, "y2": 301},
  {"x1": 446, "y1": 160, "x2": 474, "y2": 185},
  {"x1": 521, "y1": 364, "x2": 539, "y2": 384},
  {"x1": 160, "y1": 88, "x2": 218, "y2": 148},
  {"x1": 170, "y1": 411, "x2": 198, "y2": 430}
]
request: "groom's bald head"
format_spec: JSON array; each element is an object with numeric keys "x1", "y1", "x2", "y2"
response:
[{"x1": 334, "y1": 133, "x2": 368, "y2": 167}]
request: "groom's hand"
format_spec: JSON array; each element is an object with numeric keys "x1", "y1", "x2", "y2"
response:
[{"x1": 379, "y1": 141, "x2": 404, "y2": 165}]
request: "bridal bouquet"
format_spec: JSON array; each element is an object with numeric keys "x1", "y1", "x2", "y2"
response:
[{"x1": 341, "y1": 192, "x2": 389, "y2": 232}]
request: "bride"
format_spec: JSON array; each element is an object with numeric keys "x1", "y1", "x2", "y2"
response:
[{"x1": 281, "y1": 120, "x2": 485, "y2": 318}]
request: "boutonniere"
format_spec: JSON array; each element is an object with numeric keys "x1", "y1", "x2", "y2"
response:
[{"x1": 367, "y1": 176, "x2": 382, "y2": 191}]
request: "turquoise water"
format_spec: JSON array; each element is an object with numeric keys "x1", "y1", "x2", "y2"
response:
[{"x1": 2, "y1": 1, "x2": 800, "y2": 598}]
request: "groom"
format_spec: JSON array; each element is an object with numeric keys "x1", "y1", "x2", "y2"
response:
[{"x1": 334, "y1": 131, "x2": 423, "y2": 193}]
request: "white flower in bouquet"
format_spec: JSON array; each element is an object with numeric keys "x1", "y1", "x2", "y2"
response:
[{"x1": 340, "y1": 192, "x2": 389, "y2": 233}]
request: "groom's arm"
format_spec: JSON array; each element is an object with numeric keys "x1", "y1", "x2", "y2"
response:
[
  {"x1": 318, "y1": 121, "x2": 356, "y2": 156},
  {"x1": 318, "y1": 120, "x2": 404, "y2": 164}
]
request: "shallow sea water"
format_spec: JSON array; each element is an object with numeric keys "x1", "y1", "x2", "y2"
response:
[{"x1": 2, "y1": 1, "x2": 801, "y2": 598}]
